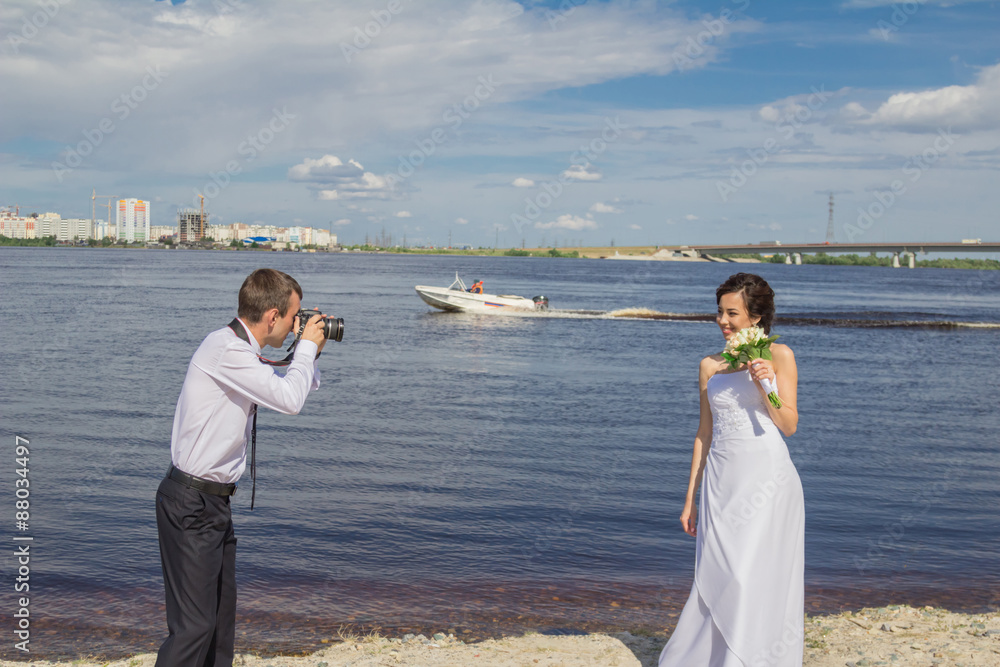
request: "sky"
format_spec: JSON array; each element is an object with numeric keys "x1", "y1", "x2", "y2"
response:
[{"x1": 1, "y1": 0, "x2": 999, "y2": 248}]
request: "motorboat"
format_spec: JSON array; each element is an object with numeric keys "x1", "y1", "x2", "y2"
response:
[{"x1": 415, "y1": 273, "x2": 549, "y2": 312}]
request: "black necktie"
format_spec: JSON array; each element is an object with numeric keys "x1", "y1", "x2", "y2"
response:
[{"x1": 250, "y1": 404, "x2": 258, "y2": 510}]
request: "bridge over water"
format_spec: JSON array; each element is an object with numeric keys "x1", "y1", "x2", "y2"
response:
[{"x1": 667, "y1": 241, "x2": 1000, "y2": 267}]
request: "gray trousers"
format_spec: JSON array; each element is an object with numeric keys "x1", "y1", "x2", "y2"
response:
[{"x1": 155, "y1": 476, "x2": 237, "y2": 667}]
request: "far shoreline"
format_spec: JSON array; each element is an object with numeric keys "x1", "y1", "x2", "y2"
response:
[{"x1": 1, "y1": 242, "x2": 998, "y2": 270}]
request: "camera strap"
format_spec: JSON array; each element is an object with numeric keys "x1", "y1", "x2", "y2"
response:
[
  {"x1": 225, "y1": 316, "x2": 323, "y2": 510},
  {"x1": 227, "y1": 318, "x2": 295, "y2": 367},
  {"x1": 226, "y1": 317, "x2": 294, "y2": 510}
]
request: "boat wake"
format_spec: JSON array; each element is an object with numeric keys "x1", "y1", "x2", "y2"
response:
[
  {"x1": 608, "y1": 310, "x2": 1000, "y2": 329},
  {"x1": 431, "y1": 307, "x2": 1000, "y2": 330}
]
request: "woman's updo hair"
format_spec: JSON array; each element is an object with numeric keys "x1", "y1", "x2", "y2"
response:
[{"x1": 716, "y1": 273, "x2": 776, "y2": 334}]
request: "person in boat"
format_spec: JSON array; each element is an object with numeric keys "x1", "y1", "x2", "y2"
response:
[{"x1": 468, "y1": 280, "x2": 484, "y2": 294}]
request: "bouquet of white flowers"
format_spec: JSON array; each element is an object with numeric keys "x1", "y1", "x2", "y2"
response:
[{"x1": 721, "y1": 326, "x2": 782, "y2": 409}]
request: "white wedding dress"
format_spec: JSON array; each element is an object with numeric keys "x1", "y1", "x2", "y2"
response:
[{"x1": 659, "y1": 369, "x2": 804, "y2": 667}]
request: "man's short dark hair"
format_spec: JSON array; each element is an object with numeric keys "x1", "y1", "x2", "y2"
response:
[{"x1": 238, "y1": 269, "x2": 303, "y2": 323}]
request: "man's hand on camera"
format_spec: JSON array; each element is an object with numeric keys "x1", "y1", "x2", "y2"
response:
[{"x1": 301, "y1": 309, "x2": 328, "y2": 353}]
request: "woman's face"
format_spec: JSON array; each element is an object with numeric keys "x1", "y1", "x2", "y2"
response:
[{"x1": 716, "y1": 291, "x2": 759, "y2": 340}]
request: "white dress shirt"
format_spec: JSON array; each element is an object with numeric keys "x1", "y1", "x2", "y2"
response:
[{"x1": 170, "y1": 318, "x2": 321, "y2": 483}]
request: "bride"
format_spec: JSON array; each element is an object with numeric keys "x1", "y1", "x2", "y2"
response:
[{"x1": 659, "y1": 273, "x2": 804, "y2": 667}]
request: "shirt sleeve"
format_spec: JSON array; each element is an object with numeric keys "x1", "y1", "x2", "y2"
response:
[
  {"x1": 193, "y1": 337, "x2": 319, "y2": 415},
  {"x1": 301, "y1": 340, "x2": 322, "y2": 390}
]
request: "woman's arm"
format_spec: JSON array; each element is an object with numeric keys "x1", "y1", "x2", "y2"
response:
[
  {"x1": 680, "y1": 357, "x2": 717, "y2": 537},
  {"x1": 748, "y1": 343, "x2": 798, "y2": 437}
]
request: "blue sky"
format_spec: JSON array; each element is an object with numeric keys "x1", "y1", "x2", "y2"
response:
[{"x1": 1, "y1": 0, "x2": 998, "y2": 247}]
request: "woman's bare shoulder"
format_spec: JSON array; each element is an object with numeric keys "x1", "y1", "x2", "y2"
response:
[
  {"x1": 701, "y1": 353, "x2": 724, "y2": 367},
  {"x1": 700, "y1": 354, "x2": 725, "y2": 382},
  {"x1": 771, "y1": 342, "x2": 796, "y2": 369},
  {"x1": 771, "y1": 342, "x2": 795, "y2": 359}
]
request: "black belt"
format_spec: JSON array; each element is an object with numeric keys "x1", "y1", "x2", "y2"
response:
[{"x1": 167, "y1": 465, "x2": 236, "y2": 497}]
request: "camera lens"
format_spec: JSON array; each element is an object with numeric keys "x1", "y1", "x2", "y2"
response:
[
  {"x1": 324, "y1": 317, "x2": 344, "y2": 342},
  {"x1": 298, "y1": 309, "x2": 343, "y2": 342}
]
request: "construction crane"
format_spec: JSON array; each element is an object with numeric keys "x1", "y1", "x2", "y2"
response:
[
  {"x1": 92, "y1": 189, "x2": 115, "y2": 238},
  {"x1": 198, "y1": 194, "x2": 208, "y2": 240}
]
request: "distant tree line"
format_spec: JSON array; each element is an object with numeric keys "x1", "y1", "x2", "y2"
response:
[
  {"x1": 0, "y1": 235, "x2": 58, "y2": 246},
  {"x1": 336, "y1": 245, "x2": 581, "y2": 258}
]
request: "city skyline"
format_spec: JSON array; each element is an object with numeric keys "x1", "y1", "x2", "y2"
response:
[{"x1": 2, "y1": 0, "x2": 999, "y2": 248}]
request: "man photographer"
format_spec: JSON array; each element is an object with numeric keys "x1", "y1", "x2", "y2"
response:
[{"x1": 155, "y1": 268, "x2": 328, "y2": 667}]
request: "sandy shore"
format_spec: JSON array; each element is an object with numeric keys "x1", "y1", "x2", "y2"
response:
[{"x1": 4, "y1": 605, "x2": 997, "y2": 666}]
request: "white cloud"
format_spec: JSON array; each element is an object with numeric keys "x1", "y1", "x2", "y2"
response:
[
  {"x1": 758, "y1": 105, "x2": 783, "y2": 124},
  {"x1": 685, "y1": 214, "x2": 699, "y2": 221},
  {"x1": 590, "y1": 202, "x2": 622, "y2": 213},
  {"x1": 866, "y1": 27, "x2": 898, "y2": 43},
  {"x1": 842, "y1": 101, "x2": 868, "y2": 118},
  {"x1": 748, "y1": 222, "x2": 783, "y2": 231},
  {"x1": 0, "y1": 1, "x2": 757, "y2": 180},
  {"x1": 6, "y1": 1, "x2": 998, "y2": 245},
  {"x1": 629, "y1": 224, "x2": 642, "y2": 230},
  {"x1": 289, "y1": 155, "x2": 392, "y2": 200},
  {"x1": 848, "y1": 62, "x2": 1000, "y2": 131},
  {"x1": 562, "y1": 163, "x2": 602, "y2": 181},
  {"x1": 288, "y1": 155, "x2": 363, "y2": 182},
  {"x1": 535, "y1": 214, "x2": 598, "y2": 231},
  {"x1": 395, "y1": 210, "x2": 412, "y2": 217},
  {"x1": 455, "y1": 217, "x2": 469, "y2": 225},
  {"x1": 755, "y1": 87, "x2": 845, "y2": 128},
  {"x1": 333, "y1": 218, "x2": 351, "y2": 226},
  {"x1": 512, "y1": 177, "x2": 535, "y2": 188}
]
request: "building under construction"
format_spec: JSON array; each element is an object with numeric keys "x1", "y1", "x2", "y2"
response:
[{"x1": 177, "y1": 208, "x2": 207, "y2": 243}]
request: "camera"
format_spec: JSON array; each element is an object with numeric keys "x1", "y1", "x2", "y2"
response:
[{"x1": 296, "y1": 309, "x2": 344, "y2": 342}]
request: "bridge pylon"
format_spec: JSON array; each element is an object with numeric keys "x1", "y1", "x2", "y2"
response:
[{"x1": 826, "y1": 193, "x2": 835, "y2": 243}]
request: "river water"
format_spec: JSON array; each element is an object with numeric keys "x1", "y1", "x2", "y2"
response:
[{"x1": 1, "y1": 247, "x2": 998, "y2": 658}]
